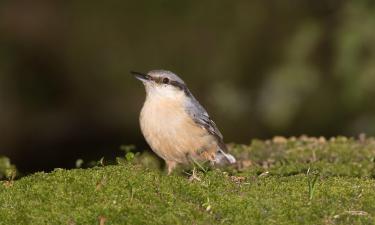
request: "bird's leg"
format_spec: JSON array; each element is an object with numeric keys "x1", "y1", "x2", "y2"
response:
[{"x1": 166, "y1": 160, "x2": 177, "y2": 175}]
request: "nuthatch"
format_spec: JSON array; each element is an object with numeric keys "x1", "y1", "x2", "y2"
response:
[{"x1": 132, "y1": 70, "x2": 236, "y2": 174}]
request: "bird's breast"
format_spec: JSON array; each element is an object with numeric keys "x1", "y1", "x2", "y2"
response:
[{"x1": 140, "y1": 96, "x2": 215, "y2": 162}]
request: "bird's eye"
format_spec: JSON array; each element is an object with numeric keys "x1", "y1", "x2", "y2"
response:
[{"x1": 162, "y1": 78, "x2": 169, "y2": 84}]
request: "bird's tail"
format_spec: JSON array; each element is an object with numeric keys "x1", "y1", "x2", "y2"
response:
[{"x1": 215, "y1": 149, "x2": 236, "y2": 164}]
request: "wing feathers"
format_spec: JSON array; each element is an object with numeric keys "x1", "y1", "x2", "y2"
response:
[{"x1": 184, "y1": 91, "x2": 226, "y2": 150}]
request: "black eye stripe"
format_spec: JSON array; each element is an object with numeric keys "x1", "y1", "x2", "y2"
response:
[
  {"x1": 162, "y1": 78, "x2": 169, "y2": 84},
  {"x1": 170, "y1": 81, "x2": 191, "y2": 96},
  {"x1": 169, "y1": 80, "x2": 183, "y2": 89}
]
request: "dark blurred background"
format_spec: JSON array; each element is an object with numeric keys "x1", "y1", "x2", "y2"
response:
[{"x1": 1, "y1": 0, "x2": 375, "y2": 173}]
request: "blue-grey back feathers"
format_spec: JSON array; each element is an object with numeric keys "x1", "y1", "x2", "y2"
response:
[{"x1": 185, "y1": 96, "x2": 236, "y2": 164}]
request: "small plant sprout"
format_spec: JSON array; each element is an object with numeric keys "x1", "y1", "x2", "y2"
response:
[
  {"x1": 5, "y1": 168, "x2": 17, "y2": 181},
  {"x1": 0, "y1": 156, "x2": 17, "y2": 181},
  {"x1": 307, "y1": 167, "x2": 320, "y2": 201},
  {"x1": 127, "y1": 181, "x2": 135, "y2": 202},
  {"x1": 190, "y1": 157, "x2": 209, "y2": 174},
  {"x1": 3, "y1": 167, "x2": 17, "y2": 188},
  {"x1": 98, "y1": 157, "x2": 105, "y2": 167},
  {"x1": 119, "y1": 145, "x2": 138, "y2": 162},
  {"x1": 125, "y1": 152, "x2": 135, "y2": 162},
  {"x1": 202, "y1": 197, "x2": 212, "y2": 212},
  {"x1": 184, "y1": 157, "x2": 210, "y2": 181},
  {"x1": 75, "y1": 159, "x2": 84, "y2": 168}
]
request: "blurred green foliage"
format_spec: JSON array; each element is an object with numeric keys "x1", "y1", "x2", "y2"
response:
[
  {"x1": 0, "y1": 0, "x2": 375, "y2": 171},
  {"x1": 0, "y1": 156, "x2": 17, "y2": 180}
]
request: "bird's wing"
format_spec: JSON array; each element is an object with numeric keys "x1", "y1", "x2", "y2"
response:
[{"x1": 185, "y1": 91, "x2": 227, "y2": 150}]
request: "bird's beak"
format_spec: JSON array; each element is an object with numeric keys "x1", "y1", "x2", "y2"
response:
[{"x1": 131, "y1": 71, "x2": 149, "y2": 82}]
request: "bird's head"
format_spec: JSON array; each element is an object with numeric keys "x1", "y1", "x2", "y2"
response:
[{"x1": 132, "y1": 70, "x2": 189, "y2": 99}]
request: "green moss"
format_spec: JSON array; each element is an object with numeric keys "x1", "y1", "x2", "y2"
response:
[{"x1": 1, "y1": 137, "x2": 375, "y2": 224}]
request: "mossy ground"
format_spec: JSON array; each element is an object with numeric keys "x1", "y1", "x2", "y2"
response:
[{"x1": 1, "y1": 137, "x2": 375, "y2": 225}]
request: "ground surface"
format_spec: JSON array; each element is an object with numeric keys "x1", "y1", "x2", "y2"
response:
[{"x1": 1, "y1": 137, "x2": 375, "y2": 225}]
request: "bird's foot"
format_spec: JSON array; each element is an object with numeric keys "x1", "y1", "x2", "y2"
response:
[{"x1": 188, "y1": 167, "x2": 201, "y2": 182}]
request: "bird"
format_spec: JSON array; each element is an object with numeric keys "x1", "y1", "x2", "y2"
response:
[{"x1": 132, "y1": 70, "x2": 236, "y2": 174}]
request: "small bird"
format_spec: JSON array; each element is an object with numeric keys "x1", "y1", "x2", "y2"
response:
[{"x1": 133, "y1": 70, "x2": 236, "y2": 174}]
